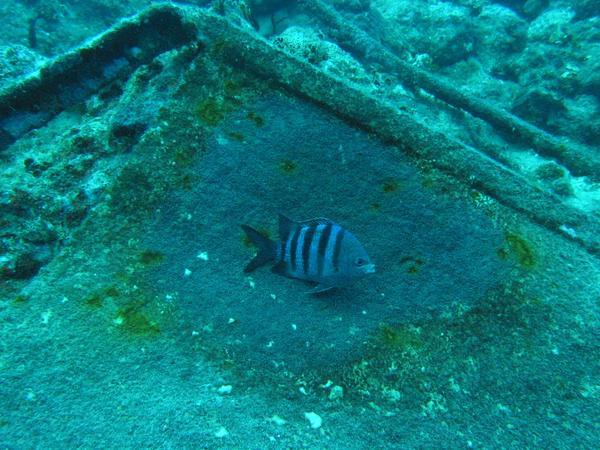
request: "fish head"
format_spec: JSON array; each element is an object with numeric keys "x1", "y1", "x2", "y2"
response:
[{"x1": 338, "y1": 232, "x2": 375, "y2": 280}]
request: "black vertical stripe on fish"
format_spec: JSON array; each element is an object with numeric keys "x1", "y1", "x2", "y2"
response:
[
  {"x1": 308, "y1": 224, "x2": 325, "y2": 276},
  {"x1": 332, "y1": 227, "x2": 346, "y2": 272},
  {"x1": 289, "y1": 226, "x2": 301, "y2": 272},
  {"x1": 302, "y1": 224, "x2": 317, "y2": 276},
  {"x1": 317, "y1": 222, "x2": 333, "y2": 276},
  {"x1": 294, "y1": 226, "x2": 308, "y2": 275}
]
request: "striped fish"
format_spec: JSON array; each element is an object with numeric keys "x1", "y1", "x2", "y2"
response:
[{"x1": 242, "y1": 214, "x2": 375, "y2": 294}]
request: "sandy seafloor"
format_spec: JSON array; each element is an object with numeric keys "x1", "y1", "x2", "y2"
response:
[{"x1": 1, "y1": 0, "x2": 599, "y2": 448}]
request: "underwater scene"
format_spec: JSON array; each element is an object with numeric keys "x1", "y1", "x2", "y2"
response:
[{"x1": 1, "y1": 0, "x2": 599, "y2": 448}]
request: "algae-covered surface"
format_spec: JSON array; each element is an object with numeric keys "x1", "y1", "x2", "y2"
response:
[{"x1": 1, "y1": 1, "x2": 599, "y2": 448}]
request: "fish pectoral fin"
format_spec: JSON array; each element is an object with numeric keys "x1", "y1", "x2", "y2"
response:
[{"x1": 307, "y1": 284, "x2": 335, "y2": 295}]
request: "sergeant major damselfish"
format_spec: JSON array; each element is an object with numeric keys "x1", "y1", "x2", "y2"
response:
[{"x1": 242, "y1": 214, "x2": 375, "y2": 294}]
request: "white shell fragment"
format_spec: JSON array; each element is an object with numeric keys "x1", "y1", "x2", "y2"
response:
[
  {"x1": 304, "y1": 412, "x2": 322, "y2": 429},
  {"x1": 214, "y1": 426, "x2": 228, "y2": 438},
  {"x1": 217, "y1": 385, "x2": 232, "y2": 395},
  {"x1": 329, "y1": 385, "x2": 344, "y2": 400}
]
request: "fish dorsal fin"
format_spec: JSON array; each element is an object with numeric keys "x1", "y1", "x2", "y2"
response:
[
  {"x1": 279, "y1": 214, "x2": 335, "y2": 240},
  {"x1": 278, "y1": 213, "x2": 296, "y2": 240},
  {"x1": 297, "y1": 217, "x2": 334, "y2": 227}
]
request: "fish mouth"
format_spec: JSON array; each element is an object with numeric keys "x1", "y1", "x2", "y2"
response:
[{"x1": 363, "y1": 263, "x2": 376, "y2": 274}]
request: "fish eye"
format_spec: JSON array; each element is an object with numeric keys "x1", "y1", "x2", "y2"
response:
[{"x1": 355, "y1": 257, "x2": 366, "y2": 266}]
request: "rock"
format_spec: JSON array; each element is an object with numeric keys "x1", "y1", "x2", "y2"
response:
[
  {"x1": 535, "y1": 162, "x2": 565, "y2": 181},
  {"x1": 475, "y1": 5, "x2": 527, "y2": 70},
  {"x1": 527, "y1": 8, "x2": 575, "y2": 44},
  {"x1": 572, "y1": 0, "x2": 600, "y2": 20},
  {"x1": 272, "y1": 27, "x2": 371, "y2": 85},
  {"x1": 0, "y1": 45, "x2": 45, "y2": 87},
  {"x1": 492, "y1": 0, "x2": 550, "y2": 19},
  {"x1": 511, "y1": 89, "x2": 566, "y2": 131},
  {"x1": 430, "y1": 30, "x2": 474, "y2": 68},
  {"x1": 2, "y1": 249, "x2": 48, "y2": 280},
  {"x1": 551, "y1": 180, "x2": 574, "y2": 197},
  {"x1": 328, "y1": 385, "x2": 344, "y2": 400},
  {"x1": 579, "y1": 60, "x2": 600, "y2": 100}
]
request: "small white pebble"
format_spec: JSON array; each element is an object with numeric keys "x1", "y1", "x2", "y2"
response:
[
  {"x1": 291, "y1": 323, "x2": 297, "y2": 330},
  {"x1": 304, "y1": 412, "x2": 322, "y2": 429},
  {"x1": 269, "y1": 415, "x2": 287, "y2": 426},
  {"x1": 299, "y1": 387, "x2": 308, "y2": 395},
  {"x1": 321, "y1": 380, "x2": 333, "y2": 389},
  {"x1": 247, "y1": 277, "x2": 256, "y2": 289},
  {"x1": 559, "y1": 224, "x2": 577, "y2": 238},
  {"x1": 41, "y1": 310, "x2": 52, "y2": 324},
  {"x1": 191, "y1": 330, "x2": 199, "y2": 336},
  {"x1": 197, "y1": 251, "x2": 209, "y2": 261},
  {"x1": 228, "y1": 318, "x2": 236, "y2": 324},
  {"x1": 214, "y1": 426, "x2": 228, "y2": 438},
  {"x1": 217, "y1": 385, "x2": 232, "y2": 395},
  {"x1": 184, "y1": 268, "x2": 192, "y2": 277},
  {"x1": 270, "y1": 293, "x2": 277, "y2": 300}
]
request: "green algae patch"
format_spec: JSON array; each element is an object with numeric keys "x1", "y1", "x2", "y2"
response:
[
  {"x1": 84, "y1": 285, "x2": 120, "y2": 308},
  {"x1": 382, "y1": 178, "x2": 401, "y2": 193},
  {"x1": 114, "y1": 302, "x2": 161, "y2": 336},
  {"x1": 399, "y1": 256, "x2": 425, "y2": 275},
  {"x1": 278, "y1": 159, "x2": 297, "y2": 174},
  {"x1": 377, "y1": 323, "x2": 424, "y2": 350},
  {"x1": 13, "y1": 294, "x2": 29, "y2": 305},
  {"x1": 247, "y1": 111, "x2": 264, "y2": 127},
  {"x1": 138, "y1": 250, "x2": 165, "y2": 266},
  {"x1": 173, "y1": 146, "x2": 198, "y2": 167},
  {"x1": 502, "y1": 232, "x2": 536, "y2": 268},
  {"x1": 196, "y1": 98, "x2": 227, "y2": 126},
  {"x1": 227, "y1": 131, "x2": 245, "y2": 142}
]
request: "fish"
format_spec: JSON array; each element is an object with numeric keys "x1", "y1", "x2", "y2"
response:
[{"x1": 241, "y1": 214, "x2": 375, "y2": 294}]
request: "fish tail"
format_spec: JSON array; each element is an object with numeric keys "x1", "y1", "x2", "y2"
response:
[{"x1": 241, "y1": 225, "x2": 277, "y2": 273}]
